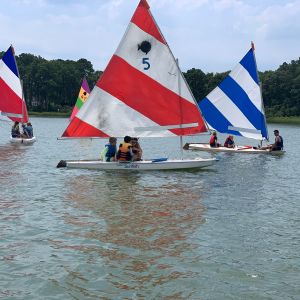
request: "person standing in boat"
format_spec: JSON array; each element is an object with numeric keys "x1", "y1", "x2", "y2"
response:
[
  {"x1": 131, "y1": 138, "x2": 143, "y2": 161},
  {"x1": 11, "y1": 121, "x2": 20, "y2": 138},
  {"x1": 117, "y1": 136, "x2": 133, "y2": 161},
  {"x1": 100, "y1": 137, "x2": 117, "y2": 162},
  {"x1": 224, "y1": 135, "x2": 235, "y2": 148},
  {"x1": 209, "y1": 131, "x2": 220, "y2": 147}
]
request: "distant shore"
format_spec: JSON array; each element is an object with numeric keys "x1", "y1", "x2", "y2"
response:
[
  {"x1": 29, "y1": 112, "x2": 300, "y2": 125},
  {"x1": 29, "y1": 111, "x2": 70, "y2": 118},
  {"x1": 266, "y1": 116, "x2": 300, "y2": 125}
]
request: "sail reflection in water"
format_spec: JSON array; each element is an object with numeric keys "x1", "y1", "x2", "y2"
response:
[{"x1": 49, "y1": 172, "x2": 206, "y2": 299}]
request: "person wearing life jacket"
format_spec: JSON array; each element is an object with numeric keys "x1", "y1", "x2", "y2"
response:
[
  {"x1": 11, "y1": 121, "x2": 20, "y2": 138},
  {"x1": 261, "y1": 129, "x2": 284, "y2": 151},
  {"x1": 271, "y1": 129, "x2": 283, "y2": 151},
  {"x1": 116, "y1": 136, "x2": 133, "y2": 161},
  {"x1": 209, "y1": 131, "x2": 220, "y2": 147},
  {"x1": 100, "y1": 137, "x2": 117, "y2": 162},
  {"x1": 224, "y1": 135, "x2": 235, "y2": 148}
]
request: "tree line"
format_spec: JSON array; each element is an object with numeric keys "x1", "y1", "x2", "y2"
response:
[{"x1": 1, "y1": 51, "x2": 299, "y2": 116}]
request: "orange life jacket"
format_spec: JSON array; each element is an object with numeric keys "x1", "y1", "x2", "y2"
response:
[{"x1": 117, "y1": 142, "x2": 132, "y2": 161}]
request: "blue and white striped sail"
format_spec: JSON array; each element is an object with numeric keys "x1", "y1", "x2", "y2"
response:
[{"x1": 199, "y1": 46, "x2": 269, "y2": 141}]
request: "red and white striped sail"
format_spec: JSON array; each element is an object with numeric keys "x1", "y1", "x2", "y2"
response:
[
  {"x1": 62, "y1": 0, "x2": 207, "y2": 138},
  {"x1": 0, "y1": 45, "x2": 28, "y2": 123}
]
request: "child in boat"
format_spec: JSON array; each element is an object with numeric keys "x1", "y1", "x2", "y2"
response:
[
  {"x1": 131, "y1": 137, "x2": 143, "y2": 161},
  {"x1": 209, "y1": 131, "x2": 220, "y2": 147},
  {"x1": 224, "y1": 135, "x2": 235, "y2": 148},
  {"x1": 11, "y1": 121, "x2": 20, "y2": 138},
  {"x1": 21, "y1": 123, "x2": 33, "y2": 138},
  {"x1": 116, "y1": 136, "x2": 133, "y2": 161},
  {"x1": 100, "y1": 137, "x2": 117, "y2": 162},
  {"x1": 25, "y1": 122, "x2": 33, "y2": 138}
]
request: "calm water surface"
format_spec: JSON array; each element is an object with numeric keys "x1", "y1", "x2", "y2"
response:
[{"x1": 0, "y1": 118, "x2": 299, "y2": 299}]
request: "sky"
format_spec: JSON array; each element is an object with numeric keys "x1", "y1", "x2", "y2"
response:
[{"x1": 0, "y1": 0, "x2": 299, "y2": 73}]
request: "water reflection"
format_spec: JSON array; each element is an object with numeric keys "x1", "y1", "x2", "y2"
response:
[{"x1": 51, "y1": 173, "x2": 206, "y2": 299}]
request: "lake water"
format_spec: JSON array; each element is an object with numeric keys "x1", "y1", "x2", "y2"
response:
[{"x1": 0, "y1": 117, "x2": 299, "y2": 300}]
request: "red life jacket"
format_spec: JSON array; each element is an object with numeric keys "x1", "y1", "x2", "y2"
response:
[{"x1": 209, "y1": 135, "x2": 217, "y2": 145}]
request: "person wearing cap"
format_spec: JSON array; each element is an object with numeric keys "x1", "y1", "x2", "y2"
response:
[
  {"x1": 209, "y1": 131, "x2": 220, "y2": 147},
  {"x1": 224, "y1": 135, "x2": 235, "y2": 148}
]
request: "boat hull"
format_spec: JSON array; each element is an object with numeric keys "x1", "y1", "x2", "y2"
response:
[
  {"x1": 57, "y1": 158, "x2": 216, "y2": 171},
  {"x1": 184, "y1": 143, "x2": 285, "y2": 155},
  {"x1": 10, "y1": 136, "x2": 36, "y2": 145}
]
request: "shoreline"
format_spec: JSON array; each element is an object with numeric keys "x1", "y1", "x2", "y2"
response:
[{"x1": 29, "y1": 112, "x2": 300, "y2": 124}]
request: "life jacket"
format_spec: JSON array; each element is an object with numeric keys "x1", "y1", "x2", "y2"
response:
[
  {"x1": 224, "y1": 137, "x2": 234, "y2": 147},
  {"x1": 275, "y1": 135, "x2": 283, "y2": 149},
  {"x1": 117, "y1": 142, "x2": 132, "y2": 161},
  {"x1": 105, "y1": 144, "x2": 116, "y2": 161},
  {"x1": 209, "y1": 135, "x2": 217, "y2": 146},
  {"x1": 11, "y1": 125, "x2": 20, "y2": 137}
]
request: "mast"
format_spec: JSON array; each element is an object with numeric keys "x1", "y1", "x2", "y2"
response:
[
  {"x1": 176, "y1": 59, "x2": 184, "y2": 159},
  {"x1": 251, "y1": 41, "x2": 269, "y2": 142}
]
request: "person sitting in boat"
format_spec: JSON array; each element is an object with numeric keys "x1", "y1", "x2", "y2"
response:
[
  {"x1": 116, "y1": 136, "x2": 133, "y2": 161},
  {"x1": 260, "y1": 129, "x2": 284, "y2": 151},
  {"x1": 21, "y1": 123, "x2": 33, "y2": 138},
  {"x1": 100, "y1": 137, "x2": 117, "y2": 162},
  {"x1": 11, "y1": 121, "x2": 20, "y2": 138},
  {"x1": 209, "y1": 131, "x2": 220, "y2": 147},
  {"x1": 270, "y1": 129, "x2": 284, "y2": 151},
  {"x1": 25, "y1": 122, "x2": 33, "y2": 138},
  {"x1": 131, "y1": 137, "x2": 143, "y2": 161},
  {"x1": 224, "y1": 135, "x2": 235, "y2": 148}
]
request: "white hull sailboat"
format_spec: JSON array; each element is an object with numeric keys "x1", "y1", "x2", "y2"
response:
[
  {"x1": 185, "y1": 143, "x2": 284, "y2": 155},
  {"x1": 0, "y1": 45, "x2": 36, "y2": 145},
  {"x1": 57, "y1": 0, "x2": 215, "y2": 171},
  {"x1": 10, "y1": 136, "x2": 37, "y2": 145},
  {"x1": 57, "y1": 158, "x2": 215, "y2": 171},
  {"x1": 185, "y1": 43, "x2": 284, "y2": 155}
]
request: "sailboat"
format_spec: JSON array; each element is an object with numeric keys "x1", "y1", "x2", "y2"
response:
[
  {"x1": 184, "y1": 43, "x2": 284, "y2": 154},
  {"x1": 57, "y1": 0, "x2": 215, "y2": 171},
  {"x1": 69, "y1": 77, "x2": 91, "y2": 121},
  {"x1": 0, "y1": 45, "x2": 36, "y2": 144}
]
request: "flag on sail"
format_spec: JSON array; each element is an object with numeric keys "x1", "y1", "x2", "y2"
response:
[
  {"x1": 199, "y1": 47, "x2": 268, "y2": 141},
  {"x1": 62, "y1": 0, "x2": 207, "y2": 138},
  {"x1": 70, "y1": 78, "x2": 90, "y2": 121},
  {"x1": 0, "y1": 46, "x2": 28, "y2": 123}
]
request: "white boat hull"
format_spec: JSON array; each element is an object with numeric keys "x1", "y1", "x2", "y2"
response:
[
  {"x1": 184, "y1": 143, "x2": 285, "y2": 155},
  {"x1": 10, "y1": 136, "x2": 37, "y2": 145},
  {"x1": 57, "y1": 158, "x2": 216, "y2": 171}
]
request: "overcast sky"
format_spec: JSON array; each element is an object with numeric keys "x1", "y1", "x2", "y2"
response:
[{"x1": 1, "y1": 0, "x2": 299, "y2": 72}]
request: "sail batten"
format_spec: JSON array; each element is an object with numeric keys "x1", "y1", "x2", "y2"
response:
[
  {"x1": 62, "y1": 0, "x2": 206, "y2": 138},
  {"x1": 199, "y1": 47, "x2": 268, "y2": 141}
]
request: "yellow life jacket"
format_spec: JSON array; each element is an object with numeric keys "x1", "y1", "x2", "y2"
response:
[{"x1": 117, "y1": 142, "x2": 132, "y2": 161}]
